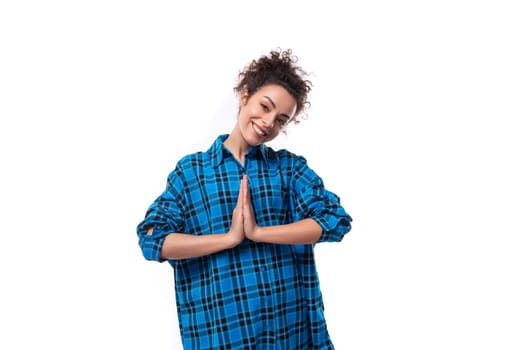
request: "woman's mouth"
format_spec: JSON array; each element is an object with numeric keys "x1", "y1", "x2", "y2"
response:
[{"x1": 252, "y1": 122, "x2": 267, "y2": 137}]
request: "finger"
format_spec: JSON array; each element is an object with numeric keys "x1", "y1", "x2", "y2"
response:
[
  {"x1": 236, "y1": 176, "x2": 244, "y2": 208},
  {"x1": 242, "y1": 175, "x2": 249, "y2": 207}
]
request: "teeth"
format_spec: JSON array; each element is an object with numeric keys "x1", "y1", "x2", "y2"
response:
[{"x1": 253, "y1": 123, "x2": 266, "y2": 136}]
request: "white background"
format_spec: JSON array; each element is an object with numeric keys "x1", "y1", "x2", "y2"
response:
[{"x1": 1, "y1": 1, "x2": 524, "y2": 349}]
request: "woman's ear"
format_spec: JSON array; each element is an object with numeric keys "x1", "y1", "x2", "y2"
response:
[{"x1": 239, "y1": 90, "x2": 249, "y2": 106}]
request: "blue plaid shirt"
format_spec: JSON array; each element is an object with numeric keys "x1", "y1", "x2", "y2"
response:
[{"x1": 137, "y1": 135, "x2": 352, "y2": 349}]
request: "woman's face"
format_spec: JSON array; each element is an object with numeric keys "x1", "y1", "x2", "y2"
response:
[{"x1": 238, "y1": 84, "x2": 297, "y2": 146}]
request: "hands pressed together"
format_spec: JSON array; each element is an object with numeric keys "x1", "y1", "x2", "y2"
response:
[
  {"x1": 152, "y1": 174, "x2": 321, "y2": 260},
  {"x1": 229, "y1": 175, "x2": 261, "y2": 244}
]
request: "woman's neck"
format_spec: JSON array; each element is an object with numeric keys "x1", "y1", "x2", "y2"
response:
[{"x1": 223, "y1": 125, "x2": 250, "y2": 165}]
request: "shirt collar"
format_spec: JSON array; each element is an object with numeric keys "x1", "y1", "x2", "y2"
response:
[{"x1": 209, "y1": 134, "x2": 270, "y2": 168}]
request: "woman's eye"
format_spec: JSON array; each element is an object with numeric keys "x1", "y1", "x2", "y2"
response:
[
  {"x1": 260, "y1": 104, "x2": 269, "y2": 112},
  {"x1": 278, "y1": 119, "x2": 287, "y2": 126}
]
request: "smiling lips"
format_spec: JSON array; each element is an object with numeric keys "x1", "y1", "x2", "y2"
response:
[{"x1": 252, "y1": 122, "x2": 268, "y2": 137}]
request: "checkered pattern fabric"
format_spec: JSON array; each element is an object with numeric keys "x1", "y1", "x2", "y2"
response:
[{"x1": 137, "y1": 135, "x2": 352, "y2": 349}]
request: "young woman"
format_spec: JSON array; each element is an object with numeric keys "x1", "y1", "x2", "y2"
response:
[{"x1": 137, "y1": 48, "x2": 352, "y2": 349}]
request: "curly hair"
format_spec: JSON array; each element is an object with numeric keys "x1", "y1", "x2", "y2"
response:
[{"x1": 234, "y1": 48, "x2": 312, "y2": 122}]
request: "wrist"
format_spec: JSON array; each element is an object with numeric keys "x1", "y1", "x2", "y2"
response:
[
  {"x1": 225, "y1": 231, "x2": 243, "y2": 248},
  {"x1": 249, "y1": 225, "x2": 265, "y2": 243}
]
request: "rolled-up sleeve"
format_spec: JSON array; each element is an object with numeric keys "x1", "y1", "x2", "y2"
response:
[
  {"x1": 290, "y1": 156, "x2": 352, "y2": 243},
  {"x1": 136, "y1": 166, "x2": 186, "y2": 262}
]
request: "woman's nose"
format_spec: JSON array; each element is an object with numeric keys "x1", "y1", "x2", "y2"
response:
[{"x1": 261, "y1": 116, "x2": 275, "y2": 128}]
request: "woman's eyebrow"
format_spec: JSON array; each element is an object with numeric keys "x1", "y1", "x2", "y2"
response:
[{"x1": 263, "y1": 95, "x2": 276, "y2": 108}]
